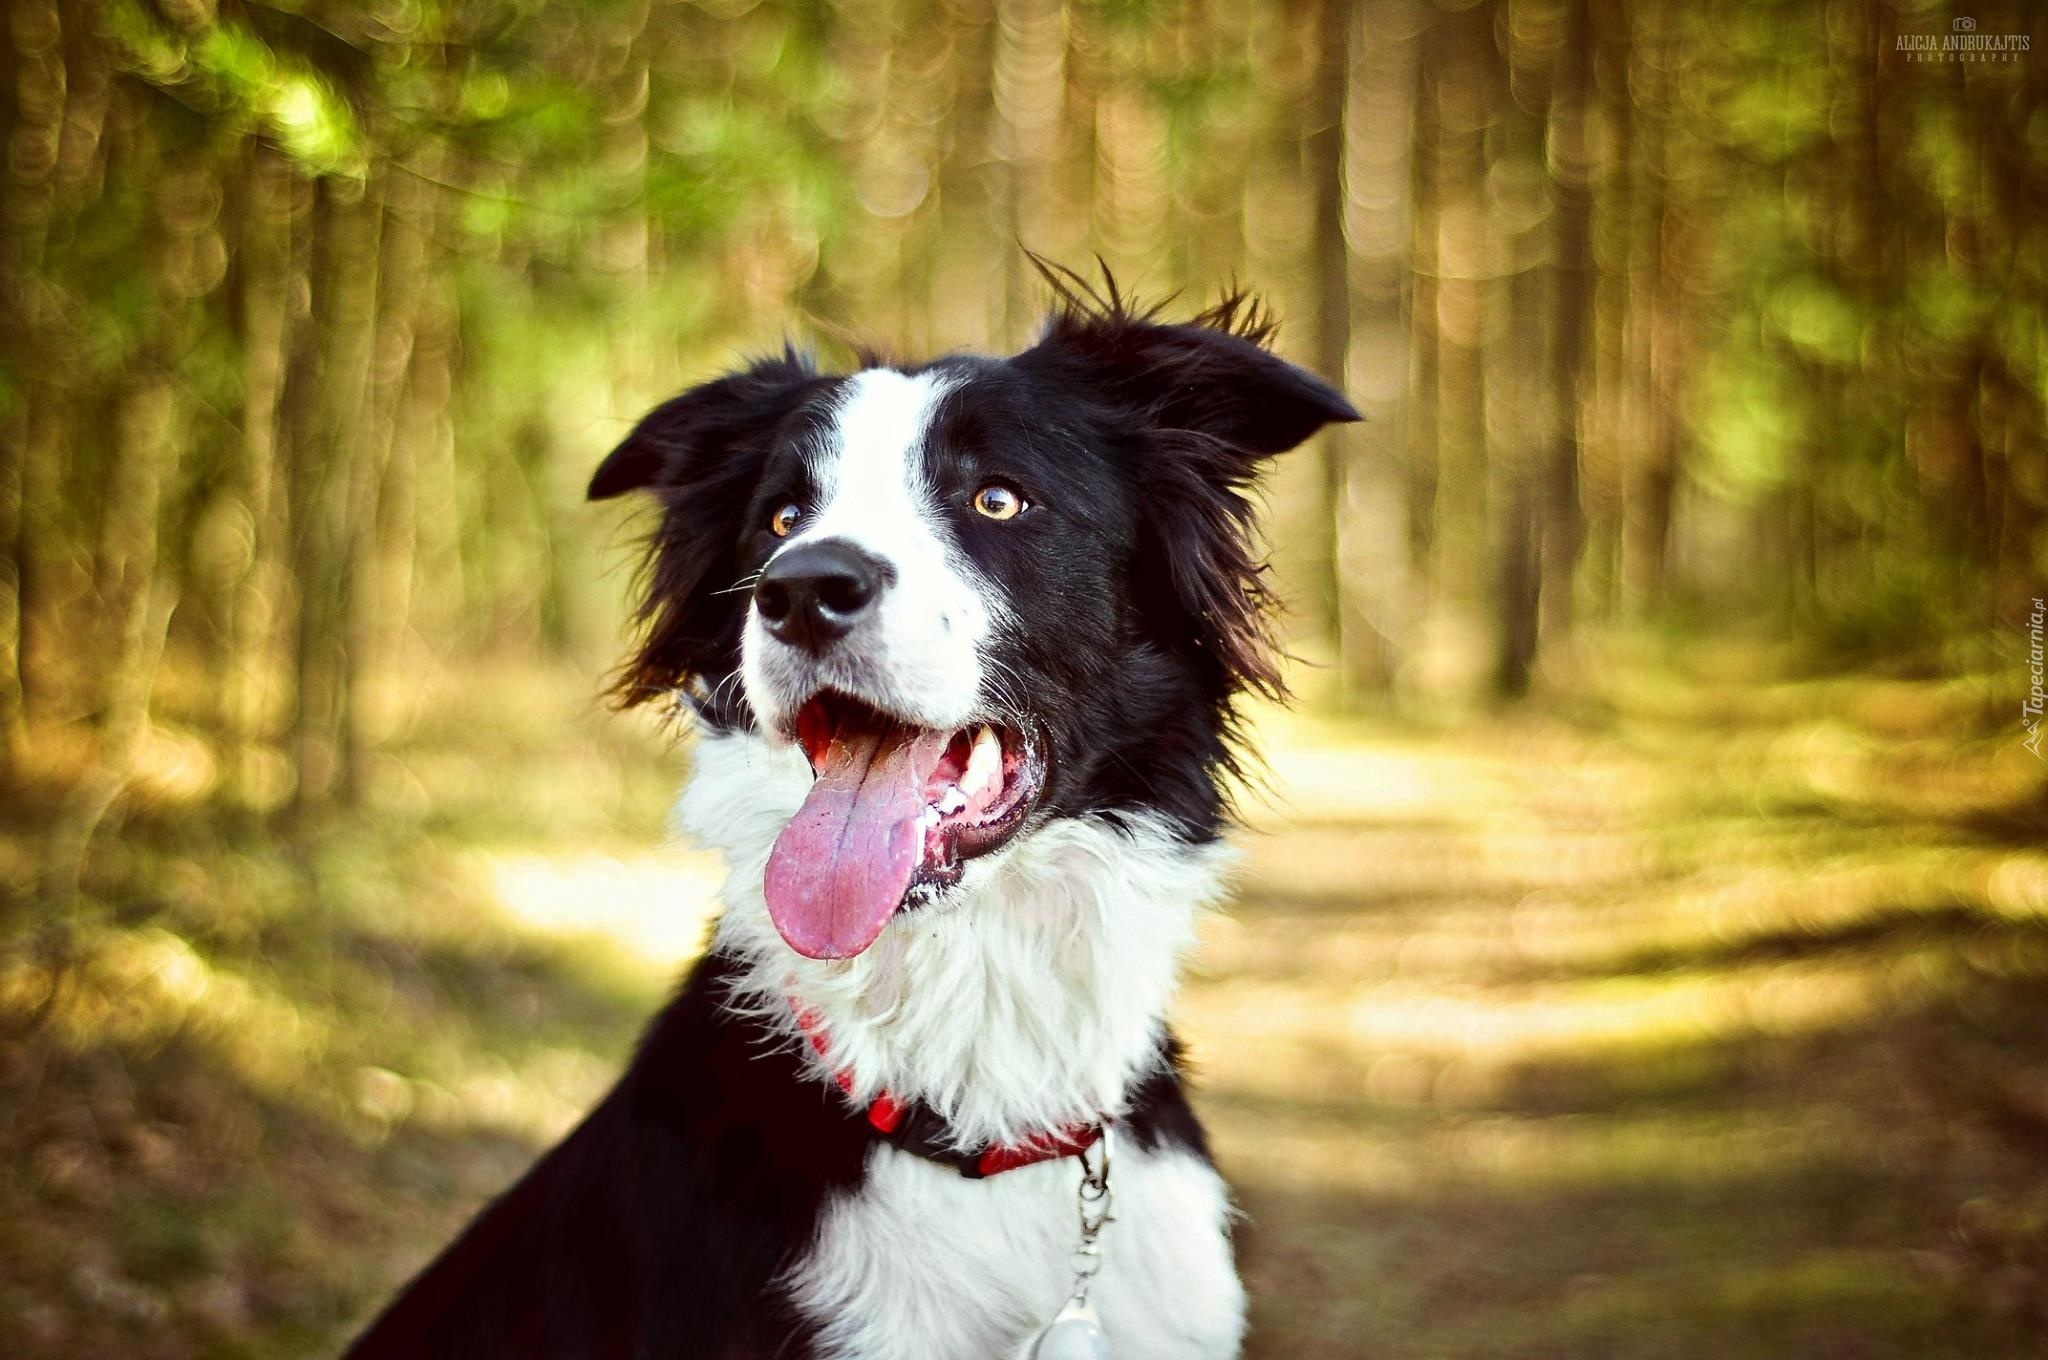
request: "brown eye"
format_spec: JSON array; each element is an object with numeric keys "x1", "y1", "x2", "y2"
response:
[
  {"x1": 769, "y1": 503, "x2": 803, "y2": 537},
  {"x1": 972, "y1": 483, "x2": 1025, "y2": 521}
]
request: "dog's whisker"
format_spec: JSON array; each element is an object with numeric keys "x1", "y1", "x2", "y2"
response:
[{"x1": 711, "y1": 571, "x2": 766, "y2": 598}]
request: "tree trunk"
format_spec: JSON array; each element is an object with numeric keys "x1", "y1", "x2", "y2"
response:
[
  {"x1": 1487, "y1": 31, "x2": 1548, "y2": 700},
  {"x1": 40, "y1": 375, "x2": 183, "y2": 909},
  {"x1": 1619, "y1": 0, "x2": 1674, "y2": 611},
  {"x1": 1333, "y1": 0, "x2": 1422, "y2": 696},
  {"x1": 284, "y1": 178, "x2": 384, "y2": 819},
  {"x1": 0, "y1": 0, "x2": 66, "y2": 767},
  {"x1": 929, "y1": 0, "x2": 999, "y2": 349},
  {"x1": 1540, "y1": 0, "x2": 1594, "y2": 646},
  {"x1": 990, "y1": 0, "x2": 1066, "y2": 341},
  {"x1": 223, "y1": 143, "x2": 295, "y2": 813},
  {"x1": 1424, "y1": 0, "x2": 1500, "y2": 696},
  {"x1": 1406, "y1": 8, "x2": 1443, "y2": 614},
  {"x1": 1306, "y1": 0, "x2": 1352, "y2": 687},
  {"x1": 1580, "y1": 0, "x2": 1633, "y2": 621},
  {"x1": 376, "y1": 278, "x2": 453, "y2": 672},
  {"x1": 339, "y1": 164, "x2": 431, "y2": 805}
]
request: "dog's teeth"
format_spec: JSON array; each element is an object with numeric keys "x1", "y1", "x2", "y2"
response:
[
  {"x1": 936, "y1": 786, "x2": 967, "y2": 815},
  {"x1": 961, "y1": 725, "x2": 1001, "y2": 797}
]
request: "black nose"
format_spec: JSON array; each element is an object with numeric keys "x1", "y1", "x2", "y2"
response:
[{"x1": 754, "y1": 539, "x2": 893, "y2": 653}]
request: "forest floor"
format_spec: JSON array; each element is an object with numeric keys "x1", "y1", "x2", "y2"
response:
[{"x1": 3, "y1": 643, "x2": 2047, "y2": 1360}]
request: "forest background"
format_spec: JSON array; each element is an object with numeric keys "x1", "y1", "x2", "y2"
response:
[{"x1": 3, "y1": 1, "x2": 2046, "y2": 1356}]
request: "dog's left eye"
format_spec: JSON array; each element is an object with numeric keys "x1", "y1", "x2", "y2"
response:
[
  {"x1": 972, "y1": 483, "x2": 1025, "y2": 521},
  {"x1": 769, "y1": 503, "x2": 803, "y2": 537}
]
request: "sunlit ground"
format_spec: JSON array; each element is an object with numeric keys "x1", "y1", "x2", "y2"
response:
[
  {"x1": 3, "y1": 643, "x2": 2046, "y2": 1358},
  {"x1": 1210, "y1": 666, "x2": 2048, "y2": 1360}
]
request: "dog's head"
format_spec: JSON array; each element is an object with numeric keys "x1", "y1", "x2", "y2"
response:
[{"x1": 592, "y1": 274, "x2": 1356, "y2": 961}]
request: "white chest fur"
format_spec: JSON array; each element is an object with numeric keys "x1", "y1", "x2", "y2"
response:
[
  {"x1": 678, "y1": 730, "x2": 1235, "y2": 1147},
  {"x1": 792, "y1": 1142, "x2": 1246, "y2": 1360},
  {"x1": 673, "y1": 729, "x2": 1246, "y2": 1356}
]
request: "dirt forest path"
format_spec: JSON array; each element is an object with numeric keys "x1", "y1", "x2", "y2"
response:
[{"x1": 1204, "y1": 694, "x2": 2048, "y2": 1360}]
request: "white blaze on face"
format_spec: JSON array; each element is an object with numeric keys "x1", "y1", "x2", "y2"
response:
[{"x1": 741, "y1": 368, "x2": 995, "y2": 736}]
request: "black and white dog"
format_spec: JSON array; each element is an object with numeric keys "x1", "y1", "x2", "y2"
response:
[{"x1": 344, "y1": 271, "x2": 1357, "y2": 1359}]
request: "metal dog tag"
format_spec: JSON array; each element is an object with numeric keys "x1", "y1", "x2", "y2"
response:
[
  {"x1": 1030, "y1": 1296, "x2": 1113, "y2": 1360},
  {"x1": 1028, "y1": 1126, "x2": 1115, "y2": 1360}
]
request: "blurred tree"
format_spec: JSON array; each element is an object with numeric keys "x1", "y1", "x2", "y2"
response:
[
  {"x1": 1332, "y1": 0, "x2": 1421, "y2": 696},
  {"x1": 0, "y1": 0, "x2": 2041, "y2": 902}
]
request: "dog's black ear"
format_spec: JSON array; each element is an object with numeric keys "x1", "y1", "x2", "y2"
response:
[
  {"x1": 1018, "y1": 272, "x2": 1356, "y2": 705},
  {"x1": 1015, "y1": 280, "x2": 1359, "y2": 459},
  {"x1": 589, "y1": 350, "x2": 821, "y2": 501},
  {"x1": 593, "y1": 352, "x2": 828, "y2": 720}
]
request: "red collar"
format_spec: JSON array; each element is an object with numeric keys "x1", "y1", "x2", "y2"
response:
[{"x1": 789, "y1": 1001, "x2": 1105, "y2": 1179}]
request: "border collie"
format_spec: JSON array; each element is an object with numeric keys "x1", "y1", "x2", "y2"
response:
[{"x1": 344, "y1": 267, "x2": 1357, "y2": 1360}]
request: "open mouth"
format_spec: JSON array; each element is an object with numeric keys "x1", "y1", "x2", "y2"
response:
[{"x1": 761, "y1": 691, "x2": 1044, "y2": 960}]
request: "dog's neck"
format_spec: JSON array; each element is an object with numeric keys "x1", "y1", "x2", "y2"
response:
[{"x1": 678, "y1": 728, "x2": 1231, "y2": 1149}]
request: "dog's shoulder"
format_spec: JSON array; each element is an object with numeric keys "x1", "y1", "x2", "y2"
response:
[{"x1": 343, "y1": 951, "x2": 865, "y2": 1359}]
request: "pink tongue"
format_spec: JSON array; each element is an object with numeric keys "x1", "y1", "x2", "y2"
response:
[{"x1": 764, "y1": 725, "x2": 951, "y2": 959}]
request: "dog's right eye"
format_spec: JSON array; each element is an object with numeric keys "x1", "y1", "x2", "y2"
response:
[{"x1": 769, "y1": 503, "x2": 804, "y2": 537}]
